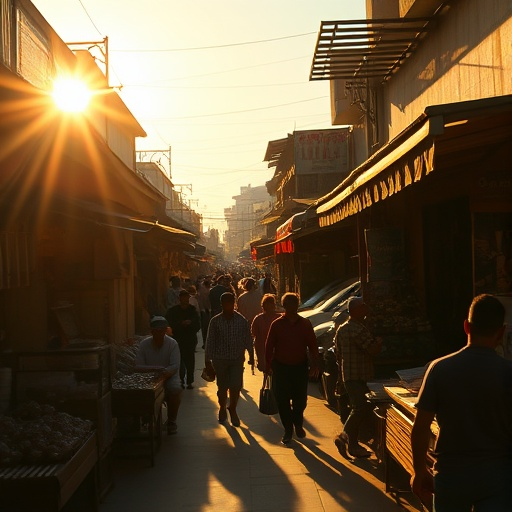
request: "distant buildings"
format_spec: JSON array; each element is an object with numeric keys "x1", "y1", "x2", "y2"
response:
[{"x1": 224, "y1": 185, "x2": 273, "y2": 261}]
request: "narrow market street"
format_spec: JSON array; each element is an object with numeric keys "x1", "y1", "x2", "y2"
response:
[{"x1": 99, "y1": 345, "x2": 424, "y2": 512}]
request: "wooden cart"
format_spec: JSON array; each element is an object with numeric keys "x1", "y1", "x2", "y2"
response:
[{"x1": 111, "y1": 381, "x2": 165, "y2": 467}]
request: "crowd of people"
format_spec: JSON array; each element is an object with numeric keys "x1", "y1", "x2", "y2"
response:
[{"x1": 135, "y1": 268, "x2": 512, "y2": 511}]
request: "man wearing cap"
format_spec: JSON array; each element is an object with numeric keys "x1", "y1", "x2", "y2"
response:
[
  {"x1": 205, "y1": 292, "x2": 254, "y2": 427},
  {"x1": 333, "y1": 296, "x2": 382, "y2": 458},
  {"x1": 165, "y1": 290, "x2": 201, "y2": 389},
  {"x1": 135, "y1": 316, "x2": 182, "y2": 435}
]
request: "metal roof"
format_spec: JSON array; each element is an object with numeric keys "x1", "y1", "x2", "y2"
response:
[{"x1": 309, "y1": 17, "x2": 435, "y2": 83}]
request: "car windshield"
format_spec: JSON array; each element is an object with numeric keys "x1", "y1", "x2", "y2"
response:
[
  {"x1": 300, "y1": 277, "x2": 358, "y2": 310},
  {"x1": 299, "y1": 279, "x2": 345, "y2": 309},
  {"x1": 319, "y1": 280, "x2": 361, "y2": 312}
]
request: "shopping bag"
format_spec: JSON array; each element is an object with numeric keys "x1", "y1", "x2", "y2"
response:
[
  {"x1": 259, "y1": 374, "x2": 278, "y2": 415},
  {"x1": 201, "y1": 366, "x2": 215, "y2": 382}
]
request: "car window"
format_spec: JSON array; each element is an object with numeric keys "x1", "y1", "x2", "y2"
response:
[
  {"x1": 322, "y1": 281, "x2": 361, "y2": 312},
  {"x1": 299, "y1": 279, "x2": 345, "y2": 309}
]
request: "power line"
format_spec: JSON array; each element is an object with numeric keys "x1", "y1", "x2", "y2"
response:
[
  {"x1": 149, "y1": 96, "x2": 329, "y2": 120},
  {"x1": 77, "y1": 0, "x2": 104, "y2": 37},
  {"x1": 124, "y1": 81, "x2": 310, "y2": 90},
  {"x1": 111, "y1": 31, "x2": 317, "y2": 53}
]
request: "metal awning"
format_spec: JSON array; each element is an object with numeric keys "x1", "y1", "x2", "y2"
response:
[
  {"x1": 309, "y1": 17, "x2": 435, "y2": 83},
  {"x1": 264, "y1": 136, "x2": 291, "y2": 168},
  {"x1": 316, "y1": 95, "x2": 512, "y2": 227}
]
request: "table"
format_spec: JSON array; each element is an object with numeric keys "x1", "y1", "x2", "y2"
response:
[
  {"x1": 383, "y1": 386, "x2": 437, "y2": 496},
  {"x1": 0, "y1": 433, "x2": 98, "y2": 512},
  {"x1": 111, "y1": 381, "x2": 165, "y2": 467}
]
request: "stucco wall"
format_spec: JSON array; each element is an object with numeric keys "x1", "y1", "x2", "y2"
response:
[{"x1": 380, "y1": 0, "x2": 512, "y2": 143}]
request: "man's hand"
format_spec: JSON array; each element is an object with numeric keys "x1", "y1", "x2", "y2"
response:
[
  {"x1": 410, "y1": 470, "x2": 434, "y2": 511},
  {"x1": 309, "y1": 365, "x2": 320, "y2": 379}
]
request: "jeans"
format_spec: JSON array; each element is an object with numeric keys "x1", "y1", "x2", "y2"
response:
[
  {"x1": 342, "y1": 379, "x2": 372, "y2": 447},
  {"x1": 271, "y1": 360, "x2": 309, "y2": 433},
  {"x1": 433, "y1": 458, "x2": 512, "y2": 512}
]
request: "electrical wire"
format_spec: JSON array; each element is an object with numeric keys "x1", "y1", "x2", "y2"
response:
[{"x1": 111, "y1": 31, "x2": 317, "y2": 53}]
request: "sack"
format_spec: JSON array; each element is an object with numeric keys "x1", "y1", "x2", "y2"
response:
[
  {"x1": 201, "y1": 366, "x2": 216, "y2": 382},
  {"x1": 259, "y1": 374, "x2": 278, "y2": 415}
]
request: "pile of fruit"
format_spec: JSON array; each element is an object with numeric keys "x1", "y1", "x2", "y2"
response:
[{"x1": 0, "y1": 401, "x2": 93, "y2": 466}]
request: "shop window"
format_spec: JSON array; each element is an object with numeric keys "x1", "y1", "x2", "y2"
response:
[{"x1": 473, "y1": 212, "x2": 512, "y2": 295}]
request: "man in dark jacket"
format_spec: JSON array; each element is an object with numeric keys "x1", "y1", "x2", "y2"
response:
[{"x1": 166, "y1": 290, "x2": 201, "y2": 389}]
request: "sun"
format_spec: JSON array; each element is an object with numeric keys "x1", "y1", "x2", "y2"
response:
[{"x1": 52, "y1": 77, "x2": 92, "y2": 113}]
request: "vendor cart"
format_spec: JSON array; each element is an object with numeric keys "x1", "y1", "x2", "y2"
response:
[{"x1": 111, "y1": 374, "x2": 165, "y2": 467}]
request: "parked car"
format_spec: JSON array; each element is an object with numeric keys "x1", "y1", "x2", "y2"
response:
[
  {"x1": 298, "y1": 276, "x2": 358, "y2": 312},
  {"x1": 300, "y1": 279, "x2": 361, "y2": 329}
]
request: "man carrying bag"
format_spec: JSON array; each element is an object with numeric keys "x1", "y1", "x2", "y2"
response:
[{"x1": 259, "y1": 373, "x2": 278, "y2": 415}]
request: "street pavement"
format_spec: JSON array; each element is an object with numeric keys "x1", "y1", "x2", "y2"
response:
[{"x1": 99, "y1": 345, "x2": 425, "y2": 512}]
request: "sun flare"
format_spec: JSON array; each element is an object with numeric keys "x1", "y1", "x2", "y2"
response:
[{"x1": 52, "y1": 77, "x2": 92, "y2": 113}]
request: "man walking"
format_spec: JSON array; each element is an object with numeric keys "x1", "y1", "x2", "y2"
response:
[
  {"x1": 205, "y1": 292, "x2": 254, "y2": 427},
  {"x1": 334, "y1": 297, "x2": 382, "y2": 458},
  {"x1": 166, "y1": 275, "x2": 184, "y2": 310},
  {"x1": 265, "y1": 292, "x2": 319, "y2": 445},
  {"x1": 411, "y1": 294, "x2": 512, "y2": 511},
  {"x1": 166, "y1": 290, "x2": 201, "y2": 389}
]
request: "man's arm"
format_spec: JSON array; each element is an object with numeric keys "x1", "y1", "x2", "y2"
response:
[
  {"x1": 410, "y1": 408, "x2": 435, "y2": 509},
  {"x1": 265, "y1": 323, "x2": 277, "y2": 374},
  {"x1": 304, "y1": 319, "x2": 320, "y2": 378}
]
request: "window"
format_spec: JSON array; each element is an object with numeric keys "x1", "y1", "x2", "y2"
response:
[{"x1": 16, "y1": 6, "x2": 53, "y2": 89}]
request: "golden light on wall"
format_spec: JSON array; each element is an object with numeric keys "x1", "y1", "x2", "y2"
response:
[{"x1": 52, "y1": 77, "x2": 92, "y2": 113}]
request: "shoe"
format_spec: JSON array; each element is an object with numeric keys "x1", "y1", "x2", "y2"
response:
[
  {"x1": 348, "y1": 445, "x2": 372, "y2": 458},
  {"x1": 218, "y1": 407, "x2": 227, "y2": 423},
  {"x1": 187, "y1": 384, "x2": 194, "y2": 389},
  {"x1": 281, "y1": 431, "x2": 293, "y2": 445},
  {"x1": 167, "y1": 421, "x2": 178, "y2": 435},
  {"x1": 334, "y1": 432, "x2": 350, "y2": 458},
  {"x1": 228, "y1": 407, "x2": 240, "y2": 427},
  {"x1": 295, "y1": 425, "x2": 306, "y2": 438}
]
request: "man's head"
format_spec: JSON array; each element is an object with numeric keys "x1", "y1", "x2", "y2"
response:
[
  {"x1": 281, "y1": 292, "x2": 299, "y2": 314},
  {"x1": 179, "y1": 289, "x2": 190, "y2": 307},
  {"x1": 170, "y1": 276, "x2": 181, "y2": 288},
  {"x1": 244, "y1": 278, "x2": 255, "y2": 291},
  {"x1": 220, "y1": 292, "x2": 236, "y2": 315},
  {"x1": 347, "y1": 297, "x2": 368, "y2": 320},
  {"x1": 465, "y1": 294, "x2": 506, "y2": 346},
  {"x1": 261, "y1": 293, "x2": 276, "y2": 312},
  {"x1": 150, "y1": 316, "x2": 168, "y2": 343}
]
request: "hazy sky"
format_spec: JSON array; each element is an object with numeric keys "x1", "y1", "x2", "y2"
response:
[{"x1": 32, "y1": 0, "x2": 365, "y2": 235}]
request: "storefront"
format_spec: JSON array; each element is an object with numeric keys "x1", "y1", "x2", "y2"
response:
[{"x1": 316, "y1": 95, "x2": 512, "y2": 356}]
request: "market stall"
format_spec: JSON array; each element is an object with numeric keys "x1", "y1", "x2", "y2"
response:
[{"x1": 0, "y1": 402, "x2": 98, "y2": 511}]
